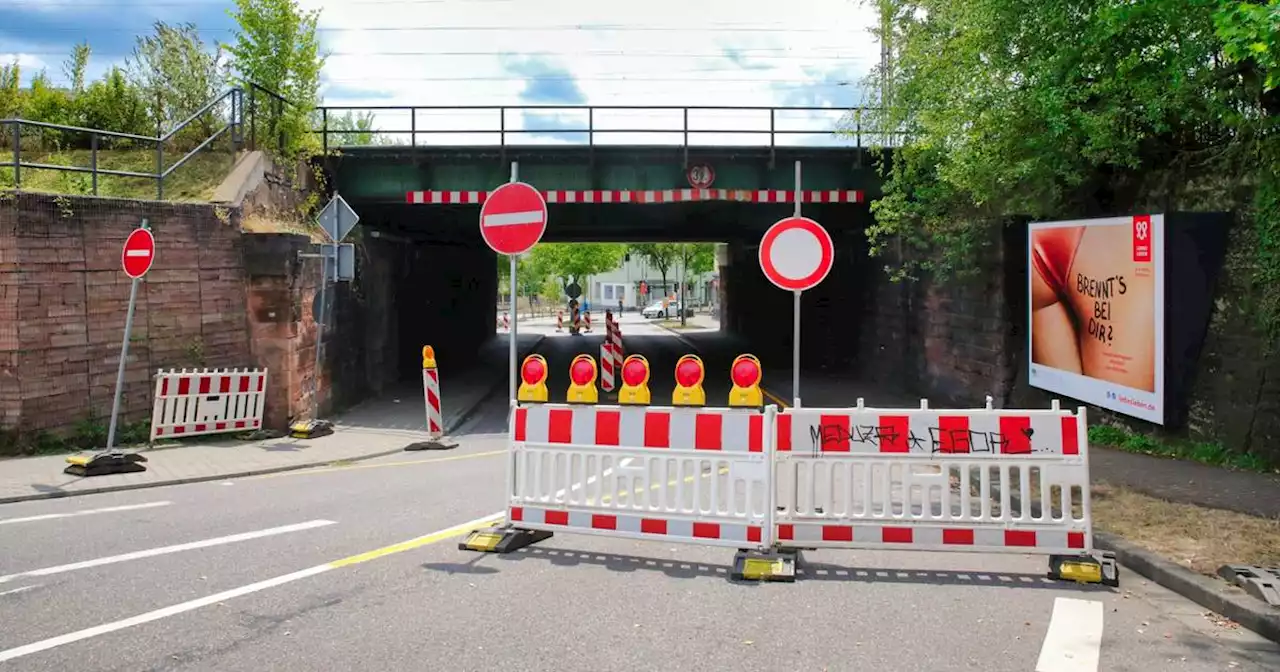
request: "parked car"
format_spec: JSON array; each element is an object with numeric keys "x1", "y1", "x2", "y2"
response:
[{"x1": 642, "y1": 301, "x2": 693, "y2": 319}]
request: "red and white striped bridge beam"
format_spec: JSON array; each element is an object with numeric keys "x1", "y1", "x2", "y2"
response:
[{"x1": 407, "y1": 189, "x2": 864, "y2": 205}]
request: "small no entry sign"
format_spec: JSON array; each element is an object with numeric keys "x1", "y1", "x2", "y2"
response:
[
  {"x1": 479, "y1": 182, "x2": 548, "y2": 256},
  {"x1": 122, "y1": 228, "x2": 155, "y2": 279},
  {"x1": 759, "y1": 216, "x2": 833, "y2": 292}
]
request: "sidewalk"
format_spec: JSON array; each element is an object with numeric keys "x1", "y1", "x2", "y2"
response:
[{"x1": 0, "y1": 334, "x2": 544, "y2": 505}]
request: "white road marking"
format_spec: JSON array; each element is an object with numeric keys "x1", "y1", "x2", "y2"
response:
[
  {"x1": 0, "y1": 584, "x2": 41, "y2": 597},
  {"x1": 0, "y1": 519, "x2": 336, "y2": 584},
  {"x1": 1036, "y1": 597, "x2": 1104, "y2": 672},
  {"x1": 0, "y1": 501, "x2": 173, "y2": 526},
  {"x1": 0, "y1": 512, "x2": 502, "y2": 664},
  {"x1": 483, "y1": 210, "x2": 543, "y2": 227}
]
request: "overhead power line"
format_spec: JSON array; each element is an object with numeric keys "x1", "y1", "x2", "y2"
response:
[
  {"x1": 6, "y1": 48, "x2": 875, "y2": 61},
  {"x1": 10, "y1": 24, "x2": 864, "y2": 34}
]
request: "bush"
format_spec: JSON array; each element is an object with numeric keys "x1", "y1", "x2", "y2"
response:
[{"x1": 75, "y1": 67, "x2": 152, "y2": 138}]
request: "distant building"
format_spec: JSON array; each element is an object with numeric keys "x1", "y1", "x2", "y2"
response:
[{"x1": 585, "y1": 252, "x2": 718, "y2": 311}]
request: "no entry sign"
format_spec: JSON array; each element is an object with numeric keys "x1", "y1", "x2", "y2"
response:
[
  {"x1": 479, "y1": 182, "x2": 548, "y2": 256},
  {"x1": 759, "y1": 216, "x2": 834, "y2": 292},
  {"x1": 122, "y1": 228, "x2": 156, "y2": 279}
]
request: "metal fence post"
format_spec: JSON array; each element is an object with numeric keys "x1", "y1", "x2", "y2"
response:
[
  {"x1": 155, "y1": 138, "x2": 164, "y2": 200},
  {"x1": 90, "y1": 133, "x2": 99, "y2": 195},
  {"x1": 410, "y1": 108, "x2": 416, "y2": 148},
  {"x1": 682, "y1": 107, "x2": 689, "y2": 169},
  {"x1": 11, "y1": 121, "x2": 19, "y2": 189},
  {"x1": 321, "y1": 107, "x2": 328, "y2": 153}
]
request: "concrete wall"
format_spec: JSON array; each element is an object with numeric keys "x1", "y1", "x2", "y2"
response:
[{"x1": 0, "y1": 192, "x2": 252, "y2": 435}]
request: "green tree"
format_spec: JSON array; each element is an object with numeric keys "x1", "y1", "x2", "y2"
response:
[
  {"x1": 529, "y1": 243, "x2": 627, "y2": 293},
  {"x1": 628, "y1": 243, "x2": 680, "y2": 313},
  {"x1": 127, "y1": 22, "x2": 226, "y2": 144},
  {"x1": 0, "y1": 60, "x2": 24, "y2": 119},
  {"x1": 862, "y1": 0, "x2": 1279, "y2": 296},
  {"x1": 75, "y1": 67, "x2": 151, "y2": 136},
  {"x1": 226, "y1": 0, "x2": 325, "y2": 157},
  {"x1": 62, "y1": 42, "x2": 91, "y2": 94}
]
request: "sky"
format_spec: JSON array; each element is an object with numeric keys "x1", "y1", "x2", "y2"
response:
[{"x1": 0, "y1": 0, "x2": 882, "y2": 146}]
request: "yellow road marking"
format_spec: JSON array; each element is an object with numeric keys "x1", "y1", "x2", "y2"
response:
[
  {"x1": 248, "y1": 450, "x2": 506, "y2": 480},
  {"x1": 328, "y1": 512, "x2": 505, "y2": 568},
  {"x1": 761, "y1": 387, "x2": 792, "y2": 409}
]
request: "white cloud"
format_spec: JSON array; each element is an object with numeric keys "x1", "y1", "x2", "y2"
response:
[
  {"x1": 0, "y1": 53, "x2": 48, "y2": 72},
  {"x1": 300, "y1": 0, "x2": 880, "y2": 146}
]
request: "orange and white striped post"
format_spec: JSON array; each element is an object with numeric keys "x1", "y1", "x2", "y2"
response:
[
  {"x1": 556, "y1": 310, "x2": 564, "y2": 332},
  {"x1": 409, "y1": 345, "x2": 457, "y2": 450}
]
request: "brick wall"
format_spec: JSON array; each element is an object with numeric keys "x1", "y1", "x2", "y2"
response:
[{"x1": 0, "y1": 191, "x2": 251, "y2": 436}]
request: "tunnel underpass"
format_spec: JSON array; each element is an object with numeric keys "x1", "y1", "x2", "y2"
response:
[{"x1": 336, "y1": 197, "x2": 876, "y2": 393}]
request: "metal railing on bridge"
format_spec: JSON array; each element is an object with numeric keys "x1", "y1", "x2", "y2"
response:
[
  {"x1": 313, "y1": 104, "x2": 907, "y2": 157},
  {"x1": 1, "y1": 83, "x2": 292, "y2": 201}
]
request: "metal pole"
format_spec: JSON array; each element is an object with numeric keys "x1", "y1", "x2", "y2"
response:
[
  {"x1": 509, "y1": 160, "x2": 519, "y2": 402},
  {"x1": 310, "y1": 245, "x2": 330, "y2": 420},
  {"x1": 106, "y1": 276, "x2": 141, "y2": 453},
  {"x1": 793, "y1": 160, "x2": 802, "y2": 407}
]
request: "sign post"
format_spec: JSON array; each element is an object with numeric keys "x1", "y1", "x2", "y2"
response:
[
  {"x1": 758, "y1": 161, "x2": 835, "y2": 407},
  {"x1": 65, "y1": 221, "x2": 155, "y2": 476},
  {"x1": 291, "y1": 193, "x2": 360, "y2": 440},
  {"x1": 478, "y1": 162, "x2": 548, "y2": 401}
]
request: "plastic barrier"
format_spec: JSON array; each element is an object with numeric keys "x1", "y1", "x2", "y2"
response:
[
  {"x1": 506, "y1": 402, "x2": 775, "y2": 550},
  {"x1": 556, "y1": 311, "x2": 564, "y2": 332},
  {"x1": 771, "y1": 399, "x2": 1111, "y2": 582},
  {"x1": 459, "y1": 353, "x2": 1113, "y2": 586},
  {"x1": 600, "y1": 342, "x2": 616, "y2": 393},
  {"x1": 422, "y1": 346, "x2": 444, "y2": 437},
  {"x1": 150, "y1": 368, "x2": 268, "y2": 440}
]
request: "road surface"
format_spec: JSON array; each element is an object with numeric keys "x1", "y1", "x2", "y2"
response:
[{"x1": 1, "y1": 318, "x2": 1277, "y2": 671}]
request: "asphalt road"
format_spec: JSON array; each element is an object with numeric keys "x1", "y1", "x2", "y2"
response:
[{"x1": 2, "y1": 320, "x2": 1278, "y2": 671}]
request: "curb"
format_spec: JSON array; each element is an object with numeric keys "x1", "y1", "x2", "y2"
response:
[
  {"x1": 0, "y1": 336, "x2": 546, "y2": 506},
  {"x1": 1095, "y1": 531, "x2": 1280, "y2": 644}
]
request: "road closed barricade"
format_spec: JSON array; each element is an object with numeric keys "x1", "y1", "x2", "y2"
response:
[
  {"x1": 505, "y1": 403, "x2": 775, "y2": 549},
  {"x1": 772, "y1": 400, "x2": 1114, "y2": 584}
]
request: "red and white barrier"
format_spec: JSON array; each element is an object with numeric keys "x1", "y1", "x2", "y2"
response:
[
  {"x1": 773, "y1": 401, "x2": 1092, "y2": 555},
  {"x1": 608, "y1": 317, "x2": 624, "y2": 375},
  {"x1": 423, "y1": 363, "x2": 443, "y2": 438},
  {"x1": 556, "y1": 311, "x2": 564, "y2": 332},
  {"x1": 150, "y1": 368, "x2": 268, "y2": 440},
  {"x1": 599, "y1": 342, "x2": 616, "y2": 392},
  {"x1": 499, "y1": 313, "x2": 510, "y2": 332},
  {"x1": 508, "y1": 403, "x2": 775, "y2": 549}
]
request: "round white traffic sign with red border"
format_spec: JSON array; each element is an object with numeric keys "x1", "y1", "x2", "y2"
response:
[
  {"x1": 479, "y1": 181, "x2": 548, "y2": 256},
  {"x1": 759, "y1": 216, "x2": 834, "y2": 292},
  {"x1": 122, "y1": 228, "x2": 156, "y2": 279}
]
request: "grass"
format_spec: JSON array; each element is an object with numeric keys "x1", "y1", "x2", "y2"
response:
[
  {"x1": 1092, "y1": 483, "x2": 1280, "y2": 576},
  {"x1": 1088, "y1": 424, "x2": 1278, "y2": 474},
  {"x1": 0, "y1": 148, "x2": 235, "y2": 202},
  {"x1": 659, "y1": 320, "x2": 708, "y2": 330},
  {"x1": 0, "y1": 418, "x2": 153, "y2": 458}
]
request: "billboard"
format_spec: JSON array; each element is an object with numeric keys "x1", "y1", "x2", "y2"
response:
[{"x1": 1028, "y1": 215, "x2": 1165, "y2": 424}]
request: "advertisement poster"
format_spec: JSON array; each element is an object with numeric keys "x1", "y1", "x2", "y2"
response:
[{"x1": 1028, "y1": 215, "x2": 1165, "y2": 424}]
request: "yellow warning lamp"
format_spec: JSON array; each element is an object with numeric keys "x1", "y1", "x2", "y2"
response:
[
  {"x1": 518, "y1": 354, "x2": 549, "y2": 403},
  {"x1": 728, "y1": 354, "x2": 764, "y2": 408},
  {"x1": 617, "y1": 354, "x2": 652, "y2": 405},
  {"x1": 421, "y1": 345, "x2": 437, "y2": 370},
  {"x1": 672, "y1": 354, "x2": 707, "y2": 407},
  {"x1": 566, "y1": 354, "x2": 599, "y2": 404}
]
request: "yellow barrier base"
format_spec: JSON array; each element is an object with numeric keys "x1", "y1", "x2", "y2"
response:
[
  {"x1": 289, "y1": 419, "x2": 334, "y2": 440},
  {"x1": 64, "y1": 452, "x2": 148, "y2": 477},
  {"x1": 732, "y1": 548, "x2": 798, "y2": 582},
  {"x1": 1048, "y1": 552, "x2": 1119, "y2": 587},
  {"x1": 458, "y1": 526, "x2": 554, "y2": 554}
]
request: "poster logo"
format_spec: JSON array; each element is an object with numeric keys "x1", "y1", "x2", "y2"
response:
[{"x1": 1132, "y1": 215, "x2": 1152, "y2": 263}]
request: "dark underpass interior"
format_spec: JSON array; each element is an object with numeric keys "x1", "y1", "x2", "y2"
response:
[{"x1": 324, "y1": 198, "x2": 876, "y2": 409}]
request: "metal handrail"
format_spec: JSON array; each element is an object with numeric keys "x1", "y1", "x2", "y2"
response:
[
  {"x1": 311, "y1": 104, "x2": 900, "y2": 157},
  {"x1": 2, "y1": 83, "x2": 290, "y2": 200}
]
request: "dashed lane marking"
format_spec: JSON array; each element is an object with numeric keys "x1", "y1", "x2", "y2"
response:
[
  {"x1": 0, "y1": 501, "x2": 173, "y2": 526},
  {"x1": 0, "y1": 519, "x2": 336, "y2": 585},
  {"x1": 0, "y1": 512, "x2": 503, "y2": 664}
]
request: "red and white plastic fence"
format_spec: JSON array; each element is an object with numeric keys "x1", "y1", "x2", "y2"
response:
[
  {"x1": 150, "y1": 368, "x2": 268, "y2": 441},
  {"x1": 509, "y1": 403, "x2": 775, "y2": 548},
  {"x1": 423, "y1": 361, "x2": 444, "y2": 439},
  {"x1": 502, "y1": 381, "x2": 1094, "y2": 561},
  {"x1": 773, "y1": 401, "x2": 1091, "y2": 555}
]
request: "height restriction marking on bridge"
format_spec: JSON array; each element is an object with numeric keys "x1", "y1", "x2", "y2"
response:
[{"x1": 479, "y1": 181, "x2": 548, "y2": 256}]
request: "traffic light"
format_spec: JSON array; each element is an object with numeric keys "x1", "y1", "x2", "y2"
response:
[
  {"x1": 518, "y1": 354, "x2": 549, "y2": 403},
  {"x1": 728, "y1": 354, "x2": 763, "y2": 407},
  {"x1": 618, "y1": 354, "x2": 651, "y2": 405},
  {"x1": 566, "y1": 354, "x2": 599, "y2": 404},
  {"x1": 672, "y1": 354, "x2": 706, "y2": 407}
]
